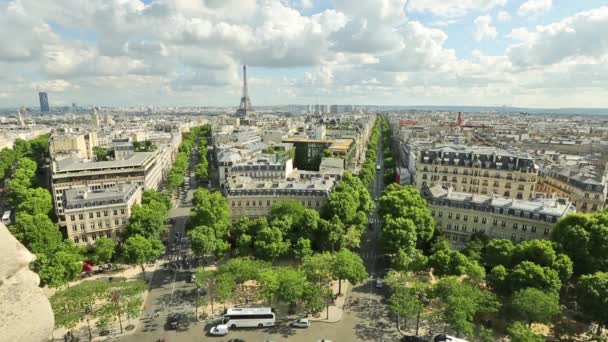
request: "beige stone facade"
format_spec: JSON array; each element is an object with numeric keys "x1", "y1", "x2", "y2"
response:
[
  {"x1": 415, "y1": 145, "x2": 538, "y2": 200},
  {"x1": 226, "y1": 174, "x2": 337, "y2": 222},
  {"x1": 537, "y1": 168, "x2": 606, "y2": 213},
  {"x1": 425, "y1": 185, "x2": 575, "y2": 249},
  {"x1": 49, "y1": 130, "x2": 98, "y2": 160},
  {"x1": 63, "y1": 185, "x2": 141, "y2": 245}
]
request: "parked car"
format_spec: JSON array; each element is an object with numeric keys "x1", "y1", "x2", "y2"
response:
[
  {"x1": 209, "y1": 324, "x2": 228, "y2": 336},
  {"x1": 291, "y1": 318, "x2": 310, "y2": 328}
]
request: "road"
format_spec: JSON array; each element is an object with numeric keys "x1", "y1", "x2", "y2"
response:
[{"x1": 118, "y1": 121, "x2": 397, "y2": 342}]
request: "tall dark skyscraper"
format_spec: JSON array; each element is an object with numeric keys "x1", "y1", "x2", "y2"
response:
[{"x1": 38, "y1": 92, "x2": 49, "y2": 112}]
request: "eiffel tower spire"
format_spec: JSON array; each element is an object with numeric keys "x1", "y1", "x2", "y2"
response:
[{"x1": 235, "y1": 64, "x2": 252, "y2": 117}]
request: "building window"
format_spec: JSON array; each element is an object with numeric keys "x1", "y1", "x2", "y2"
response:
[
  {"x1": 115, "y1": 219, "x2": 119, "y2": 226},
  {"x1": 70, "y1": 215, "x2": 75, "y2": 221},
  {"x1": 454, "y1": 224, "x2": 459, "y2": 231},
  {"x1": 113, "y1": 210, "x2": 118, "y2": 215},
  {"x1": 90, "y1": 223, "x2": 95, "y2": 230},
  {"x1": 72, "y1": 225, "x2": 77, "y2": 232},
  {"x1": 89, "y1": 213, "x2": 94, "y2": 219},
  {"x1": 316, "y1": 201, "x2": 320, "y2": 207},
  {"x1": 504, "y1": 191, "x2": 510, "y2": 197},
  {"x1": 448, "y1": 213, "x2": 452, "y2": 219},
  {"x1": 463, "y1": 215, "x2": 468, "y2": 221},
  {"x1": 91, "y1": 234, "x2": 97, "y2": 241},
  {"x1": 78, "y1": 214, "x2": 84, "y2": 220},
  {"x1": 106, "y1": 222, "x2": 110, "y2": 228},
  {"x1": 74, "y1": 237, "x2": 79, "y2": 244},
  {"x1": 267, "y1": 200, "x2": 271, "y2": 206},
  {"x1": 531, "y1": 226, "x2": 537, "y2": 233},
  {"x1": 447, "y1": 223, "x2": 452, "y2": 230},
  {"x1": 232, "y1": 201, "x2": 235, "y2": 207},
  {"x1": 238, "y1": 201, "x2": 241, "y2": 206},
  {"x1": 462, "y1": 225, "x2": 467, "y2": 232},
  {"x1": 259, "y1": 200, "x2": 262, "y2": 206},
  {"x1": 522, "y1": 224, "x2": 527, "y2": 231},
  {"x1": 308, "y1": 200, "x2": 311, "y2": 206},
  {"x1": 252, "y1": 201, "x2": 255, "y2": 206},
  {"x1": 246, "y1": 201, "x2": 250, "y2": 206},
  {"x1": 456, "y1": 214, "x2": 460, "y2": 220},
  {"x1": 98, "y1": 222, "x2": 103, "y2": 228},
  {"x1": 501, "y1": 221, "x2": 506, "y2": 227},
  {"x1": 492, "y1": 219, "x2": 497, "y2": 226},
  {"x1": 513, "y1": 223, "x2": 518, "y2": 230},
  {"x1": 121, "y1": 209, "x2": 125, "y2": 215},
  {"x1": 80, "y1": 223, "x2": 85, "y2": 231},
  {"x1": 517, "y1": 193, "x2": 523, "y2": 199},
  {"x1": 106, "y1": 232, "x2": 112, "y2": 238},
  {"x1": 438, "y1": 211, "x2": 443, "y2": 217},
  {"x1": 97, "y1": 211, "x2": 101, "y2": 218},
  {"x1": 544, "y1": 228, "x2": 550, "y2": 236},
  {"x1": 482, "y1": 217, "x2": 487, "y2": 224},
  {"x1": 103, "y1": 211, "x2": 108, "y2": 217}
]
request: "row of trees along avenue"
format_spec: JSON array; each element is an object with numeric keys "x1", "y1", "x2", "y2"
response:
[{"x1": 377, "y1": 168, "x2": 608, "y2": 339}]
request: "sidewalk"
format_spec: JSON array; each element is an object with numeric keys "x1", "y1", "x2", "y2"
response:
[{"x1": 308, "y1": 280, "x2": 350, "y2": 323}]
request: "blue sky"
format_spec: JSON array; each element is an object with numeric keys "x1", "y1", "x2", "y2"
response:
[{"x1": 1, "y1": 0, "x2": 608, "y2": 108}]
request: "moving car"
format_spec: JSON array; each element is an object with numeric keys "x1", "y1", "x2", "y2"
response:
[
  {"x1": 375, "y1": 278, "x2": 384, "y2": 288},
  {"x1": 208, "y1": 324, "x2": 228, "y2": 336},
  {"x1": 376, "y1": 164, "x2": 381, "y2": 170},
  {"x1": 291, "y1": 318, "x2": 310, "y2": 328}
]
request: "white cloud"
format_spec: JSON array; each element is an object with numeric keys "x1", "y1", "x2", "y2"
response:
[
  {"x1": 473, "y1": 15, "x2": 498, "y2": 42},
  {"x1": 408, "y1": 0, "x2": 507, "y2": 18},
  {"x1": 518, "y1": 0, "x2": 552, "y2": 16},
  {"x1": 508, "y1": 6, "x2": 608, "y2": 67},
  {"x1": 497, "y1": 11, "x2": 511, "y2": 22}
]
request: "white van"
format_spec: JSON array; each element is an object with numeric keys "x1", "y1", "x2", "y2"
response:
[{"x1": 2, "y1": 210, "x2": 12, "y2": 225}]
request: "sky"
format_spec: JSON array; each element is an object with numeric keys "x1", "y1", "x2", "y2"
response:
[{"x1": 1, "y1": 0, "x2": 608, "y2": 108}]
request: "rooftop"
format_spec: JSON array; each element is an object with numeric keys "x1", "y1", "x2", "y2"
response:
[
  {"x1": 64, "y1": 184, "x2": 140, "y2": 209},
  {"x1": 226, "y1": 175, "x2": 337, "y2": 194},
  {"x1": 53, "y1": 152, "x2": 155, "y2": 173}
]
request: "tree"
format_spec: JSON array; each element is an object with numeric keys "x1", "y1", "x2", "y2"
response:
[
  {"x1": 488, "y1": 265, "x2": 508, "y2": 294},
  {"x1": 215, "y1": 273, "x2": 236, "y2": 311},
  {"x1": 482, "y1": 239, "x2": 515, "y2": 269},
  {"x1": 508, "y1": 261, "x2": 562, "y2": 294},
  {"x1": 513, "y1": 240, "x2": 556, "y2": 267},
  {"x1": 276, "y1": 268, "x2": 307, "y2": 306},
  {"x1": 386, "y1": 271, "x2": 430, "y2": 334},
  {"x1": 576, "y1": 272, "x2": 608, "y2": 336},
  {"x1": 96, "y1": 281, "x2": 145, "y2": 334},
  {"x1": 294, "y1": 238, "x2": 313, "y2": 260},
  {"x1": 332, "y1": 249, "x2": 368, "y2": 295},
  {"x1": 511, "y1": 288, "x2": 560, "y2": 327},
  {"x1": 254, "y1": 226, "x2": 290, "y2": 261},
  {"x1": 220, "y1": 257, "x2": 267, "y2": 289},
  {"x1": 93, "y1": 237, "x2": 116, "y2": 264},
  {"x1": 381, "y1": 216, "x2": 417, "y2": 256},
  {"x1": 552, "y1": 253, "x2": 573, "y2": 283},
  {"x1": 507, "y1": 322, "x2": 545, "y2": 342},
  {"x1": 189, "y1": 225, "x2": 229, "y2": 260},
  {"x1": 10, "y1": 213, "x2": 63, "y2": 255},
  {"x1": 142, "y1": 189, "x2": 171, "y2": 212},
  {"x1": 191, "y1": 189, "x2": 230, "y2": 236},
  {"x1": 33, "y1": 242, "x2": 83, "y2": 288},
  {"x1": 17, "y1": 187, "x2": 53, "y2": 216},
  {"x1": 301, "y1": 283, "x2": 329, "y2": 316},
  {"x1": 257, "y1": 268, "x2": 279, "y2": 305},
  {"x1": 551, "y1": 212, "x2": 608, "y2": 275},
  {"x1": 93, "y1": 146, "x2": 110, "y2": 161},
  {"x1": 195, "y1": 269, "x2": 216, "y2": 316},
  {"x1": 302, "y1": 252, "x2": 335, "y2": 285},
  {"x1": 125, "y1": 202, "x2": 167, "y2": 239},
  {"x1": 122, "y1": 235, "x2": 163, "y2": 279},
  {"x1": 434, "y1": 277, "x2": 499, "y2": 338},
  {"x1": 378, "y1": 184, "x2": 434, "y2": 244}
]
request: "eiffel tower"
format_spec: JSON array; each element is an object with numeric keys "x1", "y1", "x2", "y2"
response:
[{"x1": 235, "y1": 64, "x2": 253, "y2": 117}]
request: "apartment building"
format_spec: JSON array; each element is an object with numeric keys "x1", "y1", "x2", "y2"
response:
[
  {"x1": 425, "y1": 185, "x2": 575, "y2": 249},
  {"x1": 537, "y1": 166, "x2": 607, "y2": 213},
  {"x1": 225, "y1": 174, "x2": 338, "y2": 222},
  {"x1": 63, "y1": 185, "x2": 141, "y2": 245},
  {"x1": 51, "y1": 151, "x2": 161, "y2": 222},
  {"x1": 415, "y1": 145, "x2": 538, "y2": 200},
  {"x1": 49, "y1": 130, "x2": 98, "y2": 160}
]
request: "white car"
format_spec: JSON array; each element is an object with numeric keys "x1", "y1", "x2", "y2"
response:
[
  {"x1": 291, "y1": 318, "x2": 310, "y2": 328},
  {"x1": 209, "y1": 324, "x2": 229, "y2": 336},
  {"x1": 375, "y1": 278, "x2": 384, "y2": 288}
]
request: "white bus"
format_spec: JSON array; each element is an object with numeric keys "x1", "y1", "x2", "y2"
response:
[
  {"x1": 222, "y1": 307, "x2": 275, "y2": 328},
  {"x1": 2, "y1": 210, "x2": 12, "y2": 225}
]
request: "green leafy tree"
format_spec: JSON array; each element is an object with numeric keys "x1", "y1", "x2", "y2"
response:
[
  {"x1": 332, "y1": 248, "x2": 368, "y2": 295},
  {"x1": 511, "y1": 288, "x2": 560, "y2": 327},
  {"x1": 254, "y1": 226, "x2": 290, "y2": 261},
  {"x1": 301, "y1": 283, "x2": 329, "y2": 316},
  {"x1": 195, "y1": 269, "x2": 217, "y2": 316},
  {"x1": 125, "y1": 201, "x2": 167, "y2": 239},
  {"x1": 191, "y1": 189, "x2": 230, "y2": 235},
  {"x1": 294, "y1": 237, "x2": 313, "y2": 260},
  {"x1": 488, "y1": 265, "x2": 508, "y2": 294},
  {"x1": 141, "y1": 189, "x2": 171, "y2": 212},
  {"x1": 189, "y1": 225, "x2": 229, "y2": 260},
  {"x1": 508, "y1": 261, "x2": 562, "y2": 294},
  {"x1": 434, "y1": 277, "x2": 499, "y2": 339},
  {"x1": 10, "y1": 213, "x2": 63, "y2": 255},
  {"x1": 258, "y1": 267, "x2": 280, "y2": 305},
  {"x1": 215, "y1": 273, "x2": 236, "y2": 311},
  {"x1": 17, "y1": 187, "x2": 53, "y2": 216},
  {"x1": 576, "y1": 272, "x2": 608, "y2": 336},
  {"x1": 220, "y1": 257, "x2": 268, "y2": 289},
  {"x1": 552, "y1": 253, "x2": 573, "y2": 283},
  {"x1": 378, "y1": 184, "x2": 434, "y2": 243},
  {"x1": 96, "y1": 281, "x2": 145, "y2": 334},
  {"x1": 482, "y1": 239, "x2": 515, "y2": 269},
  {"x1": 381, "y1": 216, "x2": 417, "y2": 256},
  {"x1": 93, "y1": 237, "x2": 116, "y2": 264},
  {"x1": 507, "y1": 322, "x2": 545, "y2": 342},
  {"x1": 93, "y1": 146, "x2": 110, "y2": 161},
  {"x1": 33, "y1": 242, "x2": 83, "y2": 288},
  {"x1": 551, "y1": 212, "x2": 608, "y2": 275},
  {"x1": 276, "y1": 268, "x2": 307, "y2": 305},
  {"x1": 513, "y1": 240, "x2": 557, "y2": 267},
  {"x1": 122, "y1": 235, "x2": 163, "y2": 279},
  {"x1": 302, "y1": 252, "x2": 335, "y2": 286}
]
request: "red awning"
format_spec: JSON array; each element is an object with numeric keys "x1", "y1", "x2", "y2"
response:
[{"x1": 82, "y1": 261, "x2": 94, "y2": 272}]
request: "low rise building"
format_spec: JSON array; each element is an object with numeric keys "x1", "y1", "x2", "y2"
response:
[
  {"x1": 225, "y1": 174, "x2": 338, "y2": 222},
  {"x1": 49, "y1": 130, "x2": 98, "y2": 160},
  {"x1": 424, "y1": 185, "x2": 575, "y2": 248},
  {"x1": 63, "y1": 185, "x2": 142, "y2": 245}
]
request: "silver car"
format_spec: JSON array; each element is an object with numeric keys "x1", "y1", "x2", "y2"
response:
[{"x1": 291, "y1": 318, "x2": 310, "y2": 328}]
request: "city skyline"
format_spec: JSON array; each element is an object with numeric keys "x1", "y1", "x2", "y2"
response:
[{"x1": 1, "y1": 1, "x2": 608, "y2": 108}]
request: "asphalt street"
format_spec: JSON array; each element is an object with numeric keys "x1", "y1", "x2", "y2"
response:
[{"x1": 118, "y1": 126, "x2": 397, "y2": 342}]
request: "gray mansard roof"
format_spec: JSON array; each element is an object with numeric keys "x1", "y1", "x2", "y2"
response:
[{"x1": 63, "y1": 185, "x2": 140, "y2": 210}]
